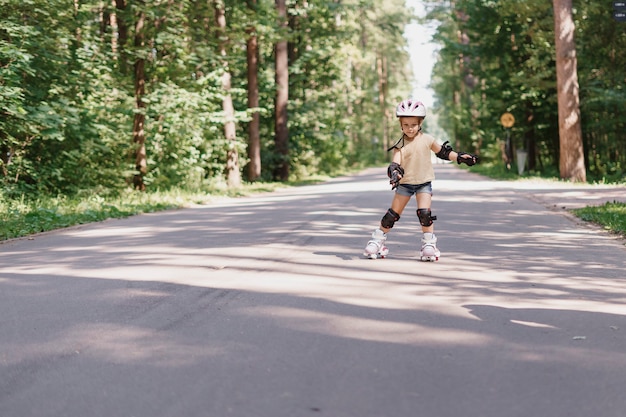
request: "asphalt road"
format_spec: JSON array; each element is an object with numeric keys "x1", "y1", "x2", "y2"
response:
[{"x1": 2, "y1": 165, "x2": 626, "y2": 417}]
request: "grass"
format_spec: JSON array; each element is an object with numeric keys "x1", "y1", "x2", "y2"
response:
[
  {"x1": 1, "y1": 165, "x2": 625, "y2": 242},
  {"x1": 0, "y1": 181, "x2": 294, "y2": 242},
  {"x1": 572, "y1": 202, "x2": 626, "y2": 238}
]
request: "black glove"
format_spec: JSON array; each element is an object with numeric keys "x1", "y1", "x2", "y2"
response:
[
  {"x1": 457, "y1": 152, "x2": 479, "y2": 166},
  {"x1": 387, "y1": 162, "x2": 404, "y2": 190}
]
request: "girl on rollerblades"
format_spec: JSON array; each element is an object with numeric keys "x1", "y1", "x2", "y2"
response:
[{"x1": 363, "y1": 98, "x2": 479, "y2": 261}]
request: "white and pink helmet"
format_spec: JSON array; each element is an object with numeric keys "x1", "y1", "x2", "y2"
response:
[{"x1": 396, "y1": 99, "x2": 426, "y2": 118}]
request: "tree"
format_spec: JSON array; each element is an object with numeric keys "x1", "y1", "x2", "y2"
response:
[
  {"x1": 246, "y1": 0, "x2": 261, "y2": 181},
  {"x1": 214, "y1": 0, "x2": 241, "y2": 188},
  {"x1": 132, "y1": 2, "x2": 148, "y2": 190},
  {"x1": 552, "y1": 0, "x2": 586, "y2": 182},
  {"x1": 274, "y1": 0, "x2": 289, "y2": 181}
]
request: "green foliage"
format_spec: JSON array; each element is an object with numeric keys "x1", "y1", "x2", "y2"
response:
[
  {"x1": 1, "y1": 0, "x2": 415, "y2": 201},
  {"x1": 142, "y1": 75, "x2": 233, "y2": 189}
]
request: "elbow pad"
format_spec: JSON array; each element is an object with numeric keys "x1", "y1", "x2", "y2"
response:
[{"x1": 436, "y1": 141, "x2": 453, "y2": 161}]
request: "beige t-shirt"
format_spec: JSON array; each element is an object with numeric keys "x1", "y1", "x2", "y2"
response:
[{"x1": 392, "y1": 133, "x2": 436, "y2": 185}]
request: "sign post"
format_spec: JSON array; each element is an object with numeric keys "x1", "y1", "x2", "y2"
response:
[
  {"x1": 500, "y1": 113, "x2": 515, "y2": 170},
  {"x1": 500, "y1": 112, "x2": 526, "y2": 174}
]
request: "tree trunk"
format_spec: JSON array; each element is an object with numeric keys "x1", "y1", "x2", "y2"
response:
[
  {"x1": 455, "y1": 5, "x2": 472, "y2": 150},
  {"x1": 553, "y1": 0, "x2": 586, "y2": 182},
  {"x1": 114, "y1": 0, "x2": 128, "y2": 74},
  {"x1": 246, "y1": 0, "x2": 261, "y2": 181},
  {"x1": 274, "y1": 0, "x2": 289, "y2": 181},
  {"x1": 376, "y1": 52, "x2": 389, "y2": 153},
  {"x1": 132, "y1": 5, "x2": 147, "y2": 190},
  {"x1": 214, "y1": 0, "x2": 241, "y2": 188},
  {"x1": 114, "y1": 0, "x2": 143, "y2": 188}
]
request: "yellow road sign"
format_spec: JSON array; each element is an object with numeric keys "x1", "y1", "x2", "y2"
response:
[{"x1": 500, "y1": 112, "x2": 515, "y2": 128}]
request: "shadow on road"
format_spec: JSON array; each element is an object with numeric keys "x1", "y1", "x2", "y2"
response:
[{"x1": 2, "y1": 165, "x2": 626, "y2": 417}]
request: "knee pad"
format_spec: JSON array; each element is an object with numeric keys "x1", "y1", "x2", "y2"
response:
[
  {"x1": 417, "y1": 208, "x2": 437, "y2": 227},
  {"x1": 381, "y1": 208, "x2": 400, "y2": 229}
]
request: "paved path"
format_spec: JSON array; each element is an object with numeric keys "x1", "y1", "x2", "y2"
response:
[{"x1": 1, "y1": 165, "x2": 626, "y2": 417}]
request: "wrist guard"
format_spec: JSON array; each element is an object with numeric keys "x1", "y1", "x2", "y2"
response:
[
  {"x1": 387, "y1": 162, "x2": 404, "y2": 190},
  {"x1": 457, "y1": 152, "x2": 479, "y2": 166}
]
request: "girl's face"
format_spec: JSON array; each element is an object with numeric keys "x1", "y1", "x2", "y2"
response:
[{"x1": 399, "y1": 116, "x2": 424, "y2": 138}]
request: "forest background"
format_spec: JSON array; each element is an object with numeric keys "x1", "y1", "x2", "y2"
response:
[{"x1": 1, "y1": 0, "x2": 625, "y2": 239}]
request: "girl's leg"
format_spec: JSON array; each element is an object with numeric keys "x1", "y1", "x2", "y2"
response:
[
  {"x1": 380, "y1": 194, "x2": 411, "y2": 233},
  {"x1": 416, "y1": 192, "x2": 439, "y2": 261},
  {"x1": 364, "y1": 194, "x2": 411, "y2": 258},
  {"x1": 416, "y1": 192, "x2": 434, "y2": 233}
]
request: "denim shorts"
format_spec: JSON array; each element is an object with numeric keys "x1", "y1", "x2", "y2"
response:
[{"x1": 396, "y1": 182, "x2": 433, "y2": 196}]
